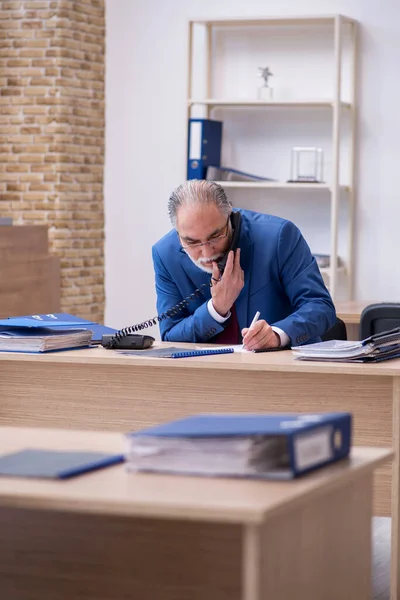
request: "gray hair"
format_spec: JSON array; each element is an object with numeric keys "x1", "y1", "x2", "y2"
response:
[{"x1": 168, "y1": 180, "x2": 232, "y2": 228}]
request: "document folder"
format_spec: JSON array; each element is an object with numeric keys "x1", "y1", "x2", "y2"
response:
[
  {"x1": 292, "y1": 326, "x2": 400, "y2": 362},
  {"x1": 0, "y1": 448, "x2": 124, "y2": 479},
  {"x1": 125, "y1": 412, "x2": 352, "y2": 480},
  {"x1": 0, "y1": 313, "x2": 117, "y2": 343},
  {"x1": 187, "y1": 118, "x2": 222, "y2": 179}
]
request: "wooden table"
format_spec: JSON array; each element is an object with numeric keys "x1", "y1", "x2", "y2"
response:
[
  {"x1": 0, "y1": 345, "x2": 400, "y2": 597},
  {"x1": 0, "y1": 427, "x2": 392, "y2": 600}
]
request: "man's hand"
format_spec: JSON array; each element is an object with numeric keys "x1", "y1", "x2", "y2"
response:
[
  {"x1": 241, "y1": 320, "x2": 280, "y2": 351},
  {"x1": 211, "y1": 249, "x2": 244, "y2": 317}
]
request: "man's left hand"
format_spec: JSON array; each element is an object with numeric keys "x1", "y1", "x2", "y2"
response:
[{"x1": 241, "y1": 320, "x2": 280, "y2": 351}]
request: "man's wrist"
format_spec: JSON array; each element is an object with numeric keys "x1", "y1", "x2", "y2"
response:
[
  {"x1": 211, "y1": 301, "x2": 230, "y2": 319},
  {"x1": 271, "y1": 326, "x2": 290, "y2": 348},
  {"x1": 207, "y1": 299, "x2": 231, "y2": 323}
]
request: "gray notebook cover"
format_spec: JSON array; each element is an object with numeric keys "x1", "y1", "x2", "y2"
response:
[{"x1": 0, "y1": 448, "x2": 124, "y2": 479}]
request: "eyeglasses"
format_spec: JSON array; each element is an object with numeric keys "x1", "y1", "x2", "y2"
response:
[{"x1": 180, "y1": 217, "x2": 230, "y2": 249}]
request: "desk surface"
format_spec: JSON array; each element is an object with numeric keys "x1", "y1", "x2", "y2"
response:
[
  {"x1": 0, "y1": 343, "x2": 399, "y2": 376},
  {"x1": 335, "y1": 301, "x2": 378, "y2": 323},
  {"x1": 0, "y1": 427, "x2": 391, "y2": 525}
]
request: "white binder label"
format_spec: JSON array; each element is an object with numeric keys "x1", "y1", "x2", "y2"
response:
[
  {"x1": 189, "y1": 121, "x2": 202, "y2": 160},
  {"x1": 294, "y1": 426, "x2": 333, "y2": 471}
]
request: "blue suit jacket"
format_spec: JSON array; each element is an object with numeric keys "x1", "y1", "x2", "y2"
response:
[{"x1": 152, "y1": 209, "x2": 336, "y2": 345}]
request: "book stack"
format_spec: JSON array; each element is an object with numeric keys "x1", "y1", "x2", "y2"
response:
[
  {"x1": 292, "y1": 327, "x2": 400, "y2": 363},
  {"x1": 125, "y1": 412, "x2": 352, "y2": 480}
]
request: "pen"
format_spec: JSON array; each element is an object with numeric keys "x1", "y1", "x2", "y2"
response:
[{"x1": 242, "y1": 310, "x2": 260, "y2": 349}]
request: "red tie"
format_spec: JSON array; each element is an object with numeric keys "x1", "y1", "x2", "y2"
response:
[{"x1": 212, "y1": 304, "x2": 241, "y2": 345}]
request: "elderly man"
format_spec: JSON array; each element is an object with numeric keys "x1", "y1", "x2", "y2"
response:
[{"x1": 152, "y1": 180, "x2": 336, "y2": 350}]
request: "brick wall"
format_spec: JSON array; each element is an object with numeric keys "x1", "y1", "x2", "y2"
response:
[{"x1": 0, "y1": 0, "x2": 105, "y2": 322}]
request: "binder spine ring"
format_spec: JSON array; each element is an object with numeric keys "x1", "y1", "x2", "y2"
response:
[{"x1": 104, "y1": 282, "x2": 212, "y2": 349}]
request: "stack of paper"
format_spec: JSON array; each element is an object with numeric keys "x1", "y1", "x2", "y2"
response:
[
  {"x1": 125, "y1": 412, "x2": 352, "y2": 480},
  {"x1": 292, "y1": 327, "x2": 400, "y2": 363},
  {"x1": 0, "y1": 327, "x2": 92, "y2": 353}
]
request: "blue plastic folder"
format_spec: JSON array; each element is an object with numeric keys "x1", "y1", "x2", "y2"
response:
[
  {"x1": 126, "y1": 412, "x2": 352, "y2": 479},
  {"x1": 0, "y1": 313, "x2": 117, "y2": 343},
  {"x1": 0, "y1": 448, "x2": 124, "y2": 479}
]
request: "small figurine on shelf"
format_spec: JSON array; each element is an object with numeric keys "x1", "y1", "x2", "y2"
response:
[{"x1": 257, "y1": 66, "x2": 274, "y2": 100}]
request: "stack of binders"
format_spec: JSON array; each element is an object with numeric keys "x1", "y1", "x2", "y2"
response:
[
  {"x1": 292, "y1": 327, "x2": 400, "y2": 363},
  {"x1": 125, "y1": 412, "x2": 352, "y2": 480}
]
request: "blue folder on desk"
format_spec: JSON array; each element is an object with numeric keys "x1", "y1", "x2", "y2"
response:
[
  {"x1": 0, "y1": 448, "x2": 124, "y2": 479},
  {"x1": 0, "y1": 313, "x2": 117, "y2": 343},
  {"x1": 126, "y1": 412, "x2": 352, "y2": 479}
]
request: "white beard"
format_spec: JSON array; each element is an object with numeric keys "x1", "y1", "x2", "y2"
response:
[{"x1": 184, "y1": 250, "x2": 224, "y2": 274}]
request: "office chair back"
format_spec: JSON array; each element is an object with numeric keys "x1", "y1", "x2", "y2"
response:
[
  {"x1": 321, "y1": 317, "x2": 347, "y2": 342},
  {"x1": 360, "y1": 303, "x2": 400, "y2": 339}
]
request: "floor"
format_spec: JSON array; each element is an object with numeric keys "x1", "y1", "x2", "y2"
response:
[{"x1": 373, "y1": 517, "x2": 391, "y2": 600}]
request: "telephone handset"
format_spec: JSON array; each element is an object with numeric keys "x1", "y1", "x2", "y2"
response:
[
  {"x1": 102, "y1": 211, "x2": 242, "y2": 349},
  {"x1": 216, "y1": 210, "x2": 242, "y2": 274}
]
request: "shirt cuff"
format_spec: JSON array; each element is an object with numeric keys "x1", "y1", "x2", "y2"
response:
[
  {"x1": 207, "y1": 299, "x2": 231, "y2": 324},
  {"x1": 271, "y1": 326, "x2": 290, "y2": 348}
]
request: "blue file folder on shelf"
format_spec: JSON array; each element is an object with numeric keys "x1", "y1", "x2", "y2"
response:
[
  {"x1": 0, "y1": 313, "x2": 117, "y2": 343},
  {"x1": 125, "y1": 412, "x2": 352, "y2": 480},
  {"x1": 187, "y1": 118, "x2": 222, "y2": 180}
]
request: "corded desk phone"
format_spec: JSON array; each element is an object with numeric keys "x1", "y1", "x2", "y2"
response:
[{"x1": 102, "y1": 211, "x2": 242, "y2": 350}]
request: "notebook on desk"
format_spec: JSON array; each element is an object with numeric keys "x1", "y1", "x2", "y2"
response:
[{"x1": 0, "y1": 448, "x2": 124, "y2": 479}]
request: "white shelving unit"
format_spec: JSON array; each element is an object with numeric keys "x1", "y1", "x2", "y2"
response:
[{"x1": 186, "y1": 14, "x2": 358, "y2": 301}]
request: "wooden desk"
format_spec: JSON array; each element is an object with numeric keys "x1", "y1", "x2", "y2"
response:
[
  {"x1": 0, "y1": 346, "x2": 400, "y2": 597},
  {"x1": 335, "y1": 301, "x2": 376, "y2": 339},
  {"x1": 0, "y1": 427, "x2": 391, "y2": 600}
]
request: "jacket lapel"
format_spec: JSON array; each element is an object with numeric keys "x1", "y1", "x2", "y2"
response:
[{"x1": 235, "y1": 232, "x2": 253, "y2": 332}]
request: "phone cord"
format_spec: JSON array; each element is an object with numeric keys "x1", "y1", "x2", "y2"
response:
[{"x1": 104, "y1": 281, "x2": 212, "y2": 349}]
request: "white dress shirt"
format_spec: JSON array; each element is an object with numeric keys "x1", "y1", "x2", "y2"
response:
[{"x1": 207, "y1": 300, "x2": 290, "y2": 347}]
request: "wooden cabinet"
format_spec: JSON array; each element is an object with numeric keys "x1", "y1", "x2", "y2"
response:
[{"x1": 0, "y1": 226, "x2": 60, "y2": 318}]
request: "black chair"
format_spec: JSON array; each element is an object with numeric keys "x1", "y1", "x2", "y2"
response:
[
  {"x1": 360, "y1": 303, "x2": 400, "y2": 339},
  {"x1": 321, "y1": 317, "x2": 347, "y2": 342}
]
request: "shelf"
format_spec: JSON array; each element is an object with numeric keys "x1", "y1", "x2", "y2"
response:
[
  {"x1": 187, "y1": 14, "x2": 358, "y2": 301},
  {"x1": 188, "y1": 99, "x2": 352, "y2": 109},
  {"x1": 320, "y1": 266, "x2": 346, "y2": 277},
  {"x1": 190, "y1": 15, "x2": 356, "y2": 27},
  {"x1": 210, "y1": 181, "x2": 350, "y2": 192}
]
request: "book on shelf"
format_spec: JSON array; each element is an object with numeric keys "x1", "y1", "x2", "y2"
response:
[
  {"x1": 206, "y1": 165, "x2": 275, "y2": 183},
  {"x1": 292, "y1": 327, "x2": 400, "y2": 363},
  {"x1": 125, "y1": 412, "x2": 352, "y2": 480},
  {"x1": 0, "y1": 327, "x2": 93, "y2": 353},
  {"x1": 313, "y1": 253, "x2": 343, "y2": 269}
]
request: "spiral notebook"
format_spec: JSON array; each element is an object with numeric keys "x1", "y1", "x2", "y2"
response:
[{"x1": 118, "y1": 347, "x2": 234, "y2": 359}]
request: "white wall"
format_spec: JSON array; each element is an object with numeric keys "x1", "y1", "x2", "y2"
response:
[{"x1": 104, "y1": 0, "x2": 400, "y2": 331}]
